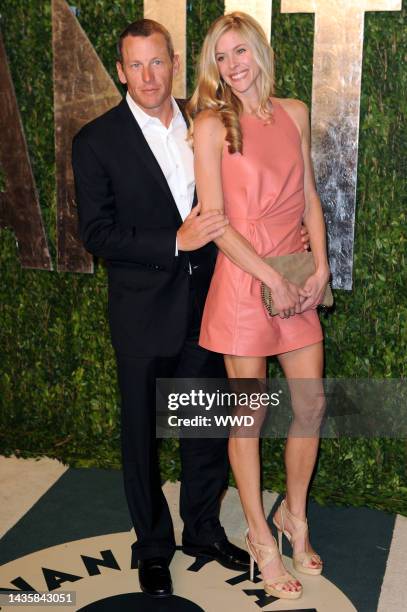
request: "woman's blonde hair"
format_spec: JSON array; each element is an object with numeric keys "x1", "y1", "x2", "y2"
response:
[{"x1": 186, "y1": 11, "x2": 275, "y2": 154}]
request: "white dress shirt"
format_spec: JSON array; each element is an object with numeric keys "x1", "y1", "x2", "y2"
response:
[{"x1": 126, "y1": 93, "x2": 195, "y2": 254}]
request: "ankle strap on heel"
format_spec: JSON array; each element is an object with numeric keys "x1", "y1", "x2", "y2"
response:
[
  {"x1": 280, "y1": 499, "x2": 309, "y2": 542},
  {"x1": 245, "y1": 531, "x2": 280, "y2": 571}
]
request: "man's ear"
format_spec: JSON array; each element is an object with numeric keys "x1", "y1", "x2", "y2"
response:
[
  {"x1": 116, "y1": 60, "x2": 127, "y2": 85},
  {"x1": 172, "y1": 54, "x2": 180, "y2": 77}
]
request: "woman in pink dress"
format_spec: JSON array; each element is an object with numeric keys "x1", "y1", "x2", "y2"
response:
[{"x1": 186, "y1": 12, "x2": 330, "y2": 601}]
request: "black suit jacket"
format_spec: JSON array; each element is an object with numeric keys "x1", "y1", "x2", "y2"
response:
[{"x1": 72, "y1": 98, "x2": 217, "y2": 357}]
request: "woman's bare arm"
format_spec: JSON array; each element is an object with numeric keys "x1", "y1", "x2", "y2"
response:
[{"x1": 280, "y1": 100, "x2": 330, "y2": 309}]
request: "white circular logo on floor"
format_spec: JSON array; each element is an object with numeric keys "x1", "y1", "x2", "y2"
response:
[{"x1": 0, "y1": 531, "x2": 356, "y2": 611}]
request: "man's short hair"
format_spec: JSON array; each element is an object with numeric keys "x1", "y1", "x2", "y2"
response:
[{"x1": 117, "y1": 19, "x2": 175, "y2": 63}]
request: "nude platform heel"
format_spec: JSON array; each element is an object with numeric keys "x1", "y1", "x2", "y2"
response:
[
  {"x1": 273, "y1": 498, "x2": 323, "y2": 575},
  {"x1": 245, "y1": 529, "x2": 302, "y2": 600}
]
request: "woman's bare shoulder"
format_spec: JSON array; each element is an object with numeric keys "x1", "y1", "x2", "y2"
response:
[
  {"x1": 275, "y1": 96, "x2": 308, "y2": 117},
  {"x1": 194, "y1": 109, "x2": 224, "y2": 128},
  {"x1": 193, "y1": 109, "x2": 226, "y2": 142},
  {"x1": 273, "y1": 97, "x2": 309, "y2": 135}
]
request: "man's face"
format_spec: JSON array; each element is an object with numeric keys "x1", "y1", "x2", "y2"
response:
[{"x1": 116, "y1": 32, "x2": 179, "y2": 115}]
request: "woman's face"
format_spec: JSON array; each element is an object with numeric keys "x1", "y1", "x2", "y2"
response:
[{"x1": 215, "y1": 29, "x2": 260, "y2": 96}]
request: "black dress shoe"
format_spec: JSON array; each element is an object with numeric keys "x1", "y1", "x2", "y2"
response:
[
  {"x1": 138, "y1": 557, "x2": 173, "y2": 598},
  {"x1": 183, "y1": 537, "x2": 250, "y2": 571}
]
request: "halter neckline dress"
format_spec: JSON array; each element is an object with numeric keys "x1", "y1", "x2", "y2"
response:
[{"x1": 198, "y1": 99, "x2": 323, "y2": 357}]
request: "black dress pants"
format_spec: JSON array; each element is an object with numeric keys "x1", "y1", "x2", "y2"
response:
[{"x1": 115, "y1": 284, "x2": 229, "y2": 561}]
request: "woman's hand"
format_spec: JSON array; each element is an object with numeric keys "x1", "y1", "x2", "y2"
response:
[
  {"x1": 268, "y1": 276, "x2": 309, "y2": 319},
  {"x1": 299, "y1": 267, "x2": 330, "y2": 312}
]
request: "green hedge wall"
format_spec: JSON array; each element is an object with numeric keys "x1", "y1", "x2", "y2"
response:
[{"x1": 0, "y1": 1, "x2": 406, "y2": 514}]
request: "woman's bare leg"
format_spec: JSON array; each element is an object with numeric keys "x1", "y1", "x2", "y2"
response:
[
  {"x1": 276, "y1": 341, "x2": 325, "y2": 568},
  {"x1": 225, "y1": 354, "x2": 301, "y2": 593}
]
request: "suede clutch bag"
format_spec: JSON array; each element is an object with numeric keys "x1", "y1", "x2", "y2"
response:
[{"x1": 261, "y1": 251, "x2": 334, "y2": 316}]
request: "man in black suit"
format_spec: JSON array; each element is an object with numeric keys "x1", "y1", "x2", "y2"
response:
[{"x1": 72, "y1": 19, "x2": 250, "y2": 598}]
